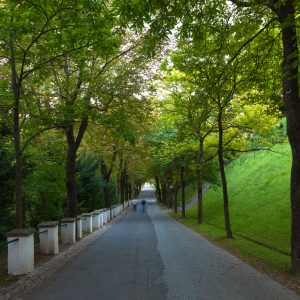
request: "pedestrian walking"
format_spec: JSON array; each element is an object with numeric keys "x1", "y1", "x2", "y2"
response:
[
  {"x1": 133, "y1": 199, "x2": 137, "y2": 211},
  {"x1": 142, "y1": 199, "x2": 146, "y2": 213}
]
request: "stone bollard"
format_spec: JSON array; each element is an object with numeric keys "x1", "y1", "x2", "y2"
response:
[
  {"x1": 38, "y1": 221, "x2": 59, "y2": 255},
  {"x1": 82, "y1": 213, "x2": 92, "y2": 233},
  {"x1": 92, "y1": 212, "x2": 100, "y2": 230},
  {"x1": 103, "y1": 209, "x2": 107, "y2": 223},
  {"x1": 61, "y1": 218, "x2": 76, "y2": 244},
  {"x1": 6, "y1": 229, "x2": 35, "y2": 275},
  {"x1": 95, "y1": 210, "x2": 104, "y2": 228},
  {"x1": 102, "y1": 210, "x2": 107, "y2": 225},
  {"x1": 107, "y1": 209, "x2": 111, "y2": 222},
  {"x1": 77, "y1": 215, "x2": 83, "y2": 239},
  {"x1": 99, "y1": 211, "x2": 104, "y2": 227}
]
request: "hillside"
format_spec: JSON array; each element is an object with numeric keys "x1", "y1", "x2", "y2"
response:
[{"x1": 177, "y1": 142, "x2": 293, "y2": 271}]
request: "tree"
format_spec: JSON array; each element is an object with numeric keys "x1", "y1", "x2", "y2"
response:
[
  {"x1": 0, "y1": 0, "x2": 118, "y2": 226},
  {"x1": 229, "y1": 0, "x2": 300, "y2": 272},
  {"x1": 162, "y1": 67, "x2": 217, "y2": 222}
]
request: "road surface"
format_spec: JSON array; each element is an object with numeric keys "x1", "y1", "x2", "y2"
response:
[{"x1": 23, "y1": 188, "x2": 299, "y2": 300}]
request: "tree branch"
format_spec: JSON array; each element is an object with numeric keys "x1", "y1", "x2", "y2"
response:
[
  {"x1": 75, "y1": 116, "x2": 88, "y2": 151},
  {"x1": 21, "y1": 125, "x2": 58, "y2": 155}
]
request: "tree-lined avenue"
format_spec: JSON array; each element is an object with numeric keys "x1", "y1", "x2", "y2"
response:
[{"x1": 23, "y1": 188, "x2": 299, "y2": 300}]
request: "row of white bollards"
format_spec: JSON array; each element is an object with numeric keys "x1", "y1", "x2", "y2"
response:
[{"x1": 5, "y1": 202, "x2": 132, "y2": 276}]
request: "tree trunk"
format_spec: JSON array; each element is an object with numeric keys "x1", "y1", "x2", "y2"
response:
[
  {"x1": 103, "y1": 184, "x2": 111, "y2": 208},
  {"x1": 128, "y1": 184, "x2": 132, "y2": 200},
  {"x1": 276, "y1": 2, "x2": 300, "y2": 272},
  {"x1": 15, "y1": 150, "x2": 23, "y2": 228},
  {"x1": 10, "y1": 15, "x2": 23, "y2": 228},
  {"x1": 120, "y1": 170, "x2": 125, "y2": 203},
  {"x1": 162, "y1": 183, "x2": 167, "y2": 204},
  {"x1": 66, "y1": 128, "x2": 77, "y2": 217},
  {"x1": 218, "y1": 109, "x2": 233, "y2": 239},
  {"x1": 174, "y1": 182, "x2": 178, "y2": 213},
  {"x1": 167, "y1": 185, "x2": 173, "y2": 209},
  {"x1": 181, "y1": 166, "x2": 185, "y2": 217},
  {"x1": 125, "y1": 175, "x2": 129, "y2": 202},
  {"x1": 100, "y1": 148, "x2": 117, "y2": 209},
  {"x1": 155, "y1": 176, "x2": 162, "y2": 202},
  {"x1": 197, "y1": 138, "x2": 204, "y2": 224}
]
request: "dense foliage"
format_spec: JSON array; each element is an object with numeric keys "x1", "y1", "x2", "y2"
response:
[{"x1": 1, "y1": 0, "x2": 300, "y2": 272}]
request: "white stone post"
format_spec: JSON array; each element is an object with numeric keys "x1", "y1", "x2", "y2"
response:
[
  {"x1": 6, "y1": 229, "x2": 35, "y2": 275},
  {"x1": 82, "y1": 213, "x2": 92, "y2": 233},
  {"x1": 103, "y1": 210, "x2": 107, "y2": 224},
  {"x1": 38, "y1": 221, "x2": 59, "y2": 255},
  {"x1": 107, "y1": 209, "x2": 111, "y2": 222},
  {"x1": 95, "y1": 209, "x2": 104, "y2": 227},
  {"x1": 77, "y1": 215, "x2": 82, "y2": 239},
  {"x1": 106, "y1": 210, "x2": 109, "y2": 223},
  {"x1": 61, "y1": 218, "x2": 76, "y2": 244},
  {"x1": 100, "y1": 210, "x2": 104, "y2": 225},
  {"x1": 92, "y1": 212, "x2": 100, "y2": 230}
]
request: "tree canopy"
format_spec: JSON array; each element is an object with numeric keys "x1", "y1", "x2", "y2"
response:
[{"x1": 1, "y1": 0, "x2": 299, "y2": 272}]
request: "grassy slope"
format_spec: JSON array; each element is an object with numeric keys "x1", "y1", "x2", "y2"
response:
[
  {"x1": 173, "y1": 143, "x2": 294, "y2": 272},
  {"x1": 202, "y1": 142, "x2": 291, "y2": 253},
  {"x1": 177, "y1": 183, "x2": 197, "y2": 206}
]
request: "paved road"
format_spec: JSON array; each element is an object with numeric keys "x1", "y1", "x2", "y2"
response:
[{"x1": 24, "y1": 188, "x2": 299, "y2": 300}]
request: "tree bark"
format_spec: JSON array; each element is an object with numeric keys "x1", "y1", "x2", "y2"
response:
[
  {"x1": 181, "y1": 166, "x2": 186, "y2": 217},
  {"x1": 10, "y1": 14, "x2": 24, "y2": 228},
  {"x1": 125, "y1": 173, "x2": 129, "y2": 202},
  {"x1": 103, "y1": 184, "x2": 111, "y2": 208},
  {"x1": 65, "y1": 113, "x2": 88, "y2": 217},
  {"x1": 101, "y1": 149, "x2": 117, "y2": 208},
  {"x1": 275, "y1": 1, "x2": 300, "y2": 272},
  {"x1": 128, "y1": 183, "x2": 132, "y2": 200},
  {"x1": 196, "y1": 138, "x2": 204, "y2": 224},
  {"x1": 162, "y1": 183, "x2": 167, "y2": 204},
  {"x1": 155, "y1": 176, "x2": 162, "y2": 202},
  {"x1": 167, "y1": 185, "x2": 173, "y2": 209},
  {"x1": 120, "y1": 169, "x2": 125, "y2": 203},
  {"x1": 218, "y1": 108, "x2": 233, "y2": 239},
  {"x1": 66, "y1": 127, "x2": 78, "y2": 217},
  {"x1": 174, "y1": 181, "x2": 178, "y2": 213}
]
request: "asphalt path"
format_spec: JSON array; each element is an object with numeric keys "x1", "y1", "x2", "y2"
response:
[{"x1": 24, "y1": 188, "x2": 299, "y2": 300}]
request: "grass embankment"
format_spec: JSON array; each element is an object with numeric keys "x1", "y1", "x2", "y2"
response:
[
  {"x1": 177, "y1": 183, "x2": 197, "y2": 206},
  {"x1": 171, "y1": 143, "x2": 300, "y2": 290}
]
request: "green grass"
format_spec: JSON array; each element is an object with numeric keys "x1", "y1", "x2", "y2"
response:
[
  {"x1": 177, "y1": 182, "x2": 197, "y2": 206},
  {"x1": 172, "y1": 142, "x2": 294, "y2": 272},
  {"x1": 172, "y1": 213, "x2": 291, "y2": 272}
]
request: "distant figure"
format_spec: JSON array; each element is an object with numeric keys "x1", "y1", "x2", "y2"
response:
[
  {"x1": 133, "y1": 199, "x2": 137, "y2": 211},
  {"x1": 142, "y1": 199, "x2": 146, "y2": 213}
]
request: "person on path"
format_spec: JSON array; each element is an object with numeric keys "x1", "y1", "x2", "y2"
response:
[
  {"x1": 133, "y1": 199, "x2": 137, "y2": 211},
  {"x1": 142, "y1": 199, "x2": 146, "y2": 213}
]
